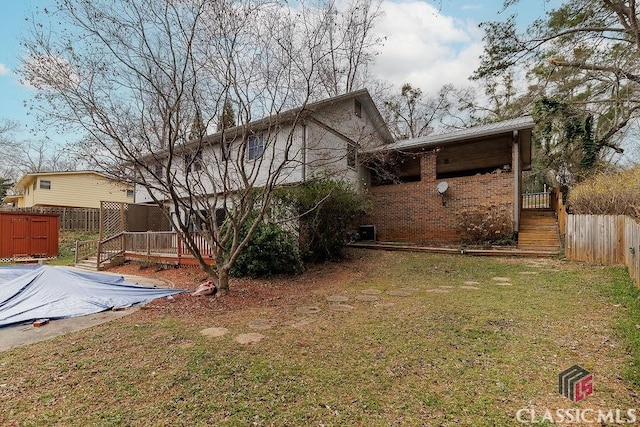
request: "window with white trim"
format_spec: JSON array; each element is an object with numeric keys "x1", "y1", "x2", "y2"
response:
[
  {"x1": 247, "y1": 135, "x2": 264, "y2": 160},
  {"x1": 40, "y1": 180, "x2": 51, "y2": 190}
]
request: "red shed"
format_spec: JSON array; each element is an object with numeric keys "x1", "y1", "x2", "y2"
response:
[{"x1": 0, "y1": 212, "x2": 59, "y2": 260}]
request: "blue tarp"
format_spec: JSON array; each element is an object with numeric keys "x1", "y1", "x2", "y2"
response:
[{"x1": 0, "y1": 266, "x2": 186, "y2": 328}]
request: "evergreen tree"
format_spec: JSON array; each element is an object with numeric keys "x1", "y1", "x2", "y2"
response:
[{"x1": 216, "y1": 98, "x2": 236, "y2": 132}]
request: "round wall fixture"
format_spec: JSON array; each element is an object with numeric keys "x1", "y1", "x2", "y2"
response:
[{"x1": 436, "y1": 181, "x2": 449, "y2": 194}]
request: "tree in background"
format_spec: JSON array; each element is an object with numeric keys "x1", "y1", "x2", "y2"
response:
[
  {"x1": 382, "y1": 83, "x2": 473, "y2": 140},
  {"x1": 216, "y1": 98, "x2": 236, "y2": 132},
  {"x1": 475, "y1": 0, "x2": 638, "y2": 184},
  {"x1": 22, "y1": 0, "x2": 381, "y2": 293},
  {"x1": 0, "y1": 119, "x2": 75, "y2": 184},
  {"x1": 0, "y1": 177, "x2": 13, "y2": 201}
]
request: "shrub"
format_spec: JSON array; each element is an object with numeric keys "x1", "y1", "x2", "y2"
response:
[
  {"x1": 275, "y1": 177, "x2": 370, "y2": 262},
  {"x1": 226, "y1": 214, "x2": 303, "y2": 278},
  {"x1": 455, "y1": 204, "x2": 514, "y2": 246},
  {"x1": 568, "y1": 166, "x2": 640, "y2": 219}
]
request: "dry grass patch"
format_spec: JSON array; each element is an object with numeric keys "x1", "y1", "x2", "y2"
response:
[{"x1": 1, "y1": 250, "x2": 638, "y2": 425}]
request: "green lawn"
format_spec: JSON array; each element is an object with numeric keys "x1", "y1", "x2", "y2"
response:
[{"x1": 1, "y1": 250, "x2": 638, "y2": 426}]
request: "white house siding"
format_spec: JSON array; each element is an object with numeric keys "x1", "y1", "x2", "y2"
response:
[{"x1": 134, "y1": 93, "x2": 389, "y2": 205}]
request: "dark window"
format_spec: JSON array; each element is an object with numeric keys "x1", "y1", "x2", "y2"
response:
[
  {"x1": 248, "y1": 135, "x2": 264, "y2": 160},
  {"x1": 126, "y1": 189, "x2": 134, "y2": 198},
  {"x1": 354, "y1": 99, "x2": 362, "y2": 118},
  {"x1": 154, "y1": 163, "x2": 163, "y2": 175},
  {"x1": 184, "y1": 150, "x2": 203, "y2": 172},
  {"x1": 39, "y1": 180, "x2": 51, "y2": 190},
  {"x1": 347, "y1": 143, "x2": 356, "y2": 169},
  {"x1": 215, "y1": 208, "x2": 226, "y2": 227}
]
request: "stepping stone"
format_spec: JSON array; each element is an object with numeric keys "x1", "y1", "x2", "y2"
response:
[
  {"x1": 235, "y1": 333, "x2": 265, "y2": 344},
  {"x1": 426, "y1": 288, "x2": 450, "y2": 293},
  {"x1": 387, "y1": 290, "x2": 411, "y2": 297},
  {"x1": 287, "y1": 317, "x2": 316, "y2": 328},
  {"x1": 519, "y1": 271, "x2": 539, "y2": 275},
  {"x1": 326, "y1": 295, "x2": 349, "y2": 302},
  {"x1": 248, "y1": 319, "x2": 275, "y2": 330},
  {"x1": 438, "y1": 286, "x2": 455, "y2": 289},
  {"x1": 355, "y1": 294, "x2": 379, "y2": 302},
  {"x1": 200, "y1": 327, "x2": 229, "y2": 338},
  {"x1": 297, "y1": 306, "x2": 321, "y2": 314},
  {"x1": 495, "y1": 282, "x2": 513, "y2": 286},
  {"x1": 492, "y1": 277, "x2": 511, "y2": 282},
  {"x1": 459, "y1": 286, "x2": 479, "y2": 290},
  {"x1": 361, "y1": 289, "x2": 382, "y2": 295},
  {"x1": 464, "y1": 281, "x2": 480, "y2": 286},
  {"x1": 328, "y1": 304, "x2": 354, "y2": 312}
]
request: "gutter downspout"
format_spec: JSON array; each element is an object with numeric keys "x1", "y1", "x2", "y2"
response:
[{"x1": 512, "y1": 130, "x2": 520, "y2": 233}]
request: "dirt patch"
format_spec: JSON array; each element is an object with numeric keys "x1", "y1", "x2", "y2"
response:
[
  {"x1": 200, "y1": 327, "x2": 229, "y2": 338},
  {"x1": 235, "y1": 332, "x2": 265, "y2": 344}
]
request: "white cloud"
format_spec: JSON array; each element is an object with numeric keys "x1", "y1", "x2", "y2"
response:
[
  {"x1": 0, "y1": 63, "x2": 10, "y2": 76},
  {"x1": 372, "y1": 1, "x2": 485, "y2": 94}
]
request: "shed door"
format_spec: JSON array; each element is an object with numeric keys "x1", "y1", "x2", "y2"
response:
[
  {"x1": 30, "y1": 218, "x2": 50, "y2": 256},
  {"x1": 11, "y1": 217, "x2": 31, "y2": 256}
]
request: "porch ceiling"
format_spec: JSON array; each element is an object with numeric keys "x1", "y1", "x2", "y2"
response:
[{"x1": 362, "y1": 116, "x2": 534, "y2": 171}]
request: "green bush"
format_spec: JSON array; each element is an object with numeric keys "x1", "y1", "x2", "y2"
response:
[
  {"x1": 275, "y1": 177, "x2": 370, "y2": 262},
  {"x1": 226, "y1": 215, "x2": 303, "y2": 278},
  {"x1": 455, "y1": 204, "x2": 514, "y2": 246}
]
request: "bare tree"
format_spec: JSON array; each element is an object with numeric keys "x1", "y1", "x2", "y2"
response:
[
  {"x1": 22, "y1": 0, "x2": 382, "y2": 293},
  {"x1": 381, "y1": 83, "x2": 475, "y2": 140},
  {"x1": 0, "y1": 120, "x2": 75, "y2": 186}
]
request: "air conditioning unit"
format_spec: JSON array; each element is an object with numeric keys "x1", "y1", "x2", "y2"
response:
[{"x1": 359, "y1": 225, "x2": 376, "y2": 241}]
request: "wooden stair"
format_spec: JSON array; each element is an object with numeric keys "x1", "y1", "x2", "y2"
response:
[
  {"x1": 74, "y1": 254, "x2": 113, "y2": 271},
  {"x1": 518, "y1": 209, "x2": 561, "y2": 254}
]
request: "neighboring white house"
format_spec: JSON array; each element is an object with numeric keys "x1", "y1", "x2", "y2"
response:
[{"x1": 134, "y1": 90, "x2": 394, "y2": 213}]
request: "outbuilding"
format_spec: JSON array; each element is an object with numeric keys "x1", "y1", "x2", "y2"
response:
[{"x1": 0, "y1": 212, "x2": 59, "y2": 261}]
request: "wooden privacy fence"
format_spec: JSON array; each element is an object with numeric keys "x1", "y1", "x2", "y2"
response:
[
  {"x1": 566, "y1": 215, "x2": 640, "y2": 286},
  {"x1": 0, "y1": 206, "x2": 99, "y2": 232}
]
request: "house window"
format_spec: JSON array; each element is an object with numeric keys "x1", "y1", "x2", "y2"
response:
[
  {"x1": 354, "y1": 99, "x2": 362, "y2": 118},
  {"x1": 40, "y1": 180, "x2": 51, "y2": 190},
  {"x1": 247, "y1": 135, "x2": 264, "y2": 160},
  {"x1": 193, "y1": 151, "x2": 203, "y2": 171},
  {"x1": 215, "y1": 208, "x2": 226, "y2": 227},
  {"x1": 222, "y1": 141, "x2": 232, "y2": 161},
  {"x1": 184, "y1": 150, "x2": 203, "y2": 172},
  {"x1": 126, "y1": 189, "x2": 134, "y2": 198},
  {"x1": 154, "y1": 163, "x2": 163, "y2": 175},
  {"x1": 347, "y1": 143, "x2": 356, "y2": 169}
]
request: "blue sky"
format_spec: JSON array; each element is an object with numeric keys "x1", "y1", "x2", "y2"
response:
[{"x1": 0, "y1": 0, "x2": 560, "y2": 148}]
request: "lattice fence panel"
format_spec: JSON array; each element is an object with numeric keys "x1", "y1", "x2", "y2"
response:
[{"x1": 100, "y1": 201, "x2": 128, "y2": 239}]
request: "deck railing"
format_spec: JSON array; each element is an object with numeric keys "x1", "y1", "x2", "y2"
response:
[
  {"x1": 122, "y1": 231, "x2": 214, "y2": 258},
  {"x1": 77, "y1": 231, "x2": 215, "y2": 268},
  {"x1": 522, "y1": 192, "x2": 551, "y2": 209}
]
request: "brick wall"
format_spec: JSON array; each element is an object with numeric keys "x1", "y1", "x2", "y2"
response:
[{"x1": 362, "y1": 151, "x2": 514, "y2": 243}]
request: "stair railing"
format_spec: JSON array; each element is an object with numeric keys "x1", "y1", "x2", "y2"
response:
[
  {"x1": 97, "y1": 232, "x2": 125, "y2": 269},
  {"x1": 75, "y1": 239, "x2": 99, "y2": 265},
  {"x1": 550, "y1": 187, "x2": 567, "y2": 239}
]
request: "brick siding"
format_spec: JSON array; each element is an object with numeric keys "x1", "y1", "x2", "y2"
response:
[{"x1": 362, "y1": 151, "x2": 514, "y2": 243}]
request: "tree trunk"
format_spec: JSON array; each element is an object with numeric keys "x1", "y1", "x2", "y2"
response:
[{"x1": 217, "y1": 266, "x2": 230, "y2": 296}]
